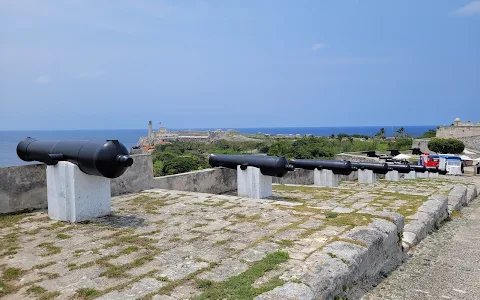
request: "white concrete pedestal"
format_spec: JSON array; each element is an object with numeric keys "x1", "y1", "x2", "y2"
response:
[
  {"x1": 428, "y1": 172, "x2": 439, "y2": 178},
  {"x1": 358, "y1": 169, "x2": 376, "y2": 184},
  {"x1": 237, "y1": 166, "x2": 272, "y2": 199},
  {"x1": 385, "y1": 170, "x2": 399, "y2": 181},
  {"x1": 46, "y1": 161, "x2": 111, "y2": 222},
  {"x1": 314, "y1": 169, "x2": 339, "y2": 187},
  {"x1": 404, "y1": 171, "x2": 416, "y2": 179},
  {"x1": 416, "y1": 172, "x2": 428, "y2": 178}
]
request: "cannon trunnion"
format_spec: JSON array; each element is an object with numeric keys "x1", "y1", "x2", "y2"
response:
[{"x1": 17, "y1": 137, "x2": 133, "y2": 179}]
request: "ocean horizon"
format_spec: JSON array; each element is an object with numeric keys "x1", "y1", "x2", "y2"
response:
[{"x1": 0, "y1": 125, "x2": 436, "y2": 167}]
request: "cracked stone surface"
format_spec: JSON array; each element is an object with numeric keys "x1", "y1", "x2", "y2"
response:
[{"x1": 0, "y1": 175, "x2": 477, "y2": 299}]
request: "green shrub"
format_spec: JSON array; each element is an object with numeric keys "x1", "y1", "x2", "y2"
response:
[{"x1": 428, "y1": 138, "x2": 465, "y2": 154}]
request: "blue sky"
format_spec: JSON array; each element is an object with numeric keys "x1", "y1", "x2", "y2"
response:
[{"x1": 0, "y1": 1, "x2": 479, "y2": 130}]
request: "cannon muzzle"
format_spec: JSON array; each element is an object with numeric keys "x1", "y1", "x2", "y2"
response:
[
  {"x1": 209, "y1": 154, "x2": 293, "y2": 177},
  {"x1": 17, "y1": 137, "x2": 133, "y2": 178},
  {"x1": 290, "y1": 159, "x2": 354, "y2": 175}
]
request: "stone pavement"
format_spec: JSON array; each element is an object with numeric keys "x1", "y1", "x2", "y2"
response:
[
  {"x1": 361, "y1": 188, "x2": 480, "y2": 300},
  {"x1": 0, "y1": 176, "x2": 475, "y2": 299}
]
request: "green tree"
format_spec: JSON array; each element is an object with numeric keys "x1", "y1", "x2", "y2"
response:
[
  {"x1": 428, "y1": 138, "x2": 465, "y2": 154},
  {"x1": 376, "y1": 128, "x2": 386, "y2": 137},
  {"x1": 419, "y1": 129, "x2": 436, "y2": 138},
  {"x1": 396, "y1": 127, "x2": 405, "y2": 137}
]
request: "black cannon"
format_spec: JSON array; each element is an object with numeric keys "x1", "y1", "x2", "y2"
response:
[
  {"x1": 387, "y1": 149, "x2": 400, "y2": 157},
  {"x1": 362, "y1": 150, "x2": 378, "y2": 158},
  {"x1": 351, "y1": 162, "x2": 390, "y2": 174},
  {"x1": 410, "y1": 148, "x2": 423, "y2": 155},
  {"x1": 209, "y1": 154, "x2": 294, "y2": 177},
  {"x1": 410, "y1": 165, "x2": 427, "y2": 173},
  {"x1": 17, "y1": 137, "x2": 133, "y2": 178},
  {"x1": 387, "y1": 163, "x2": 412, "y2": 174},
  {"x1": 290, "y1": 159, "x2": 354, "y2": 175},
  {"x1": 426, "y1": 167, "x2": 439, "y2": 173}
]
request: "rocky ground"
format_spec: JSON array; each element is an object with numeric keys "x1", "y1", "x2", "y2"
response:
[{"x1": 0, "y1": 176, "x2": 476, "y2": 300}]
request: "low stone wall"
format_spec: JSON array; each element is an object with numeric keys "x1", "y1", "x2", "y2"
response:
[
  {"x1": 258, "y1": 216, "x2": 405, "y2": 300},
  {"x1": 412, "y1": 139, "x2": 431, "y2": 153},
  {"x1": 0, "y1": 154, "x2": 153, "y2": 214},
  {"x1": 402, "y1": 195, "x2": 448, "y2": 249},
  {"x1": 335, "y1": 153, "x2": 380, "y2": 163},
  {"x1": 0, "y1": 164, "x2": 47, "y2": 214},
  {"x1": 152, "y1": 168, "x2": 237, "y2": 194},
  {"x1": 111, "y1": 154, "x2": 154, "y2": 196},
  {"x1": 447, "y1": 185, "x2": 468, "y2": 212},
  {"x1": 273, "y1": 169, "x2": 314, "y2": 185}
]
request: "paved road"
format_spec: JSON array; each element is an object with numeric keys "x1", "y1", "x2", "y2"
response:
[{"x1": 362, "y1": 196, "x2": 480, "y2": 300}]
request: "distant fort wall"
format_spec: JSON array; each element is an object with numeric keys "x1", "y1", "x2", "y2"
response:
[
  {"x1": 436, "y1": 126, "x2": 480, "y2": 139},
  {"x1": 436, "y1": 118, "x2": 480, "y2": 152},
  {"x1": 138, "y1": 125, "x2": 237, "y2": 147}
]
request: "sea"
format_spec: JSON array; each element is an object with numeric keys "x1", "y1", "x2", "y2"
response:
[{"x1": 0, "y1": 126, "x2": 435, "y2": 167}]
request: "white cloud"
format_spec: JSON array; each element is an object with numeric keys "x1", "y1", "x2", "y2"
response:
[
  {"x1": 34, "y1": 75, "x2": 50, "y2": 85},
  {"x1": 77, "y1": 70, "x2": 107, "y2": 79},
  {"x1": 453, "y1": 1, "x2": 480, "y2": 16},
  {"x1": 311, "y1": 43, "x2": 327, "y2": 51}
]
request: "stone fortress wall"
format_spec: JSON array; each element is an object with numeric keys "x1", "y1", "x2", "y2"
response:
[{"x1": 436, "y1": 118, "x2": 480, "y2": 152}]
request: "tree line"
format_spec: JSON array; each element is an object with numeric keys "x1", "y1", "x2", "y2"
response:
[{"x1": 151, "y1": 136, "x2": 414, "y2": 176}]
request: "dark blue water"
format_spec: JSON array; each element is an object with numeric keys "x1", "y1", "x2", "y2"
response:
[{"x1": 0, "y1": 126, "x2": 435, "y2": 167}]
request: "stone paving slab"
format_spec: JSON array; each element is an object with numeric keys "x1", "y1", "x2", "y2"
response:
[{"x1": 0, "y1": 175, "x2": 476, "y2": 300}]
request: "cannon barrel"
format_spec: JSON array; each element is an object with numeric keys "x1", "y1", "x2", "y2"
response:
[
  {"x1": 290, "y1": 159, "x2": 353, "y2": 175},
  {"x1": 410, "y1": 165, "x2": 427, "y2": 173},
  {"x1": 17, "y1": 137, "x2": 133, "y2": 178},
  {"x1": 351, "y1": 162, "x2": 390, "y2": 174},
  {"x1": 209, "y1": 154, "x2": 293, "y2": 177},
  {"x1": 362, "y1": 150, "x2": 378, "y2": 158},
  {"x1": 387, "y1": 163, "x2": 412, "y2": 174},
  {"x1": 387, "y1": 149, "x2": 400, "y2": 156},
  {"x1": 426, "y1": 167, "x2": 439, "y2": 173}
]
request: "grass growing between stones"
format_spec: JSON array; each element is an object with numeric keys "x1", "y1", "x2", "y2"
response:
[
  {"x1": 324, "y1": 212, "x2": 372, "y2": 228},
  {"x1": 56, "y1": 233, "x2": 71, "y2": 239},
  {"x1": 194, "y1": 251, "x2": 289, "y2": 300},
  {"x1": 26, "y1": 285, "x2": 61, "y2": 300},
  {"x1": 75, "y1": 288, "x2": 101, "y2": 300},
  {"x1": 0, "y1": 233, "x2": 20, "y2": 257},
  {"x1": 129, "y1": 195, "x2": 169, "y2": 213},
  {"x1": 0, "y1": 267, "x2": 25, "y2": 298},
  {"x1": 275, "y1": 240, "x2": 294, "y2": 248},
  {"x1": 446, "y1": 210, "x2": 463, "y2": 221},
  {"x1": 2, "y1": 267, "x2": 24, "y2": 281},
  {"x1": 0, "y1": 214, "x2": 26, "y2": 229},
  {"x1": 0, "y1": 281, "x2": 13, "y2": 297},
  {"x1": 38, "y1": 242, "x2": 61, "y2": 256},
  {"x1": 99, "y1": 252, "x2": 156, "y2": 278}
]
